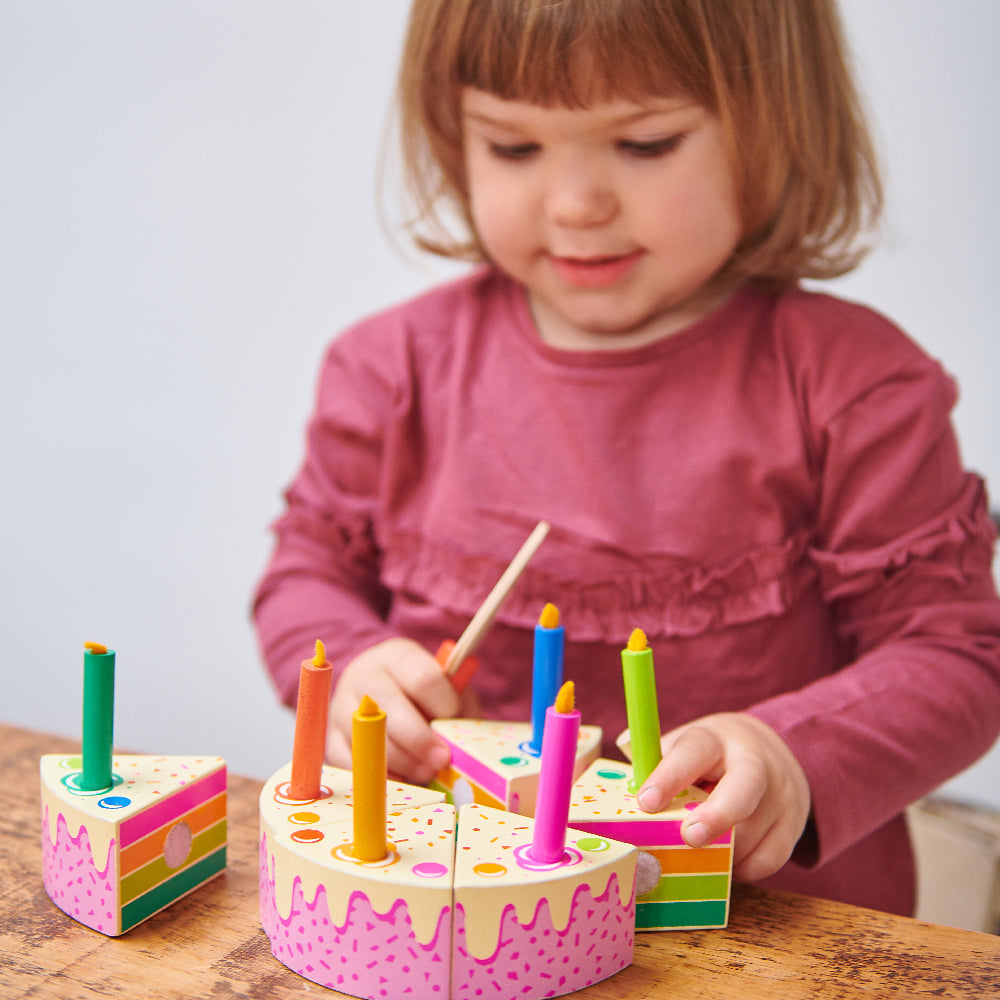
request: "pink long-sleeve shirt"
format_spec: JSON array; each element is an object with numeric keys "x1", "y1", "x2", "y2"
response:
[{"x1": 254, "y1": 267, "x2": 1000, "y2": 915}]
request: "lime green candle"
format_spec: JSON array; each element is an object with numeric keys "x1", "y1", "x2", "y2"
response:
[
  {"x1": 80, "y1": 641, "x2": 115, "y2": 791},
  {"x1": 621, "y1": 628, "x2": 662, "y2": 793}
]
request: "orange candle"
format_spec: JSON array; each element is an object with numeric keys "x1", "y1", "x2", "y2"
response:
[
  {"x1": 351, "y1": 694, "x2": 389, "y2": 862},
  {"x1": 288, "y1": 640, "x2": 333, "y2": 801}
]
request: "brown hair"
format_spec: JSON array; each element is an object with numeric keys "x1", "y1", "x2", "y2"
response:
[{"x1": 395, "y1": 0, "x2": 883, "y2": 288}]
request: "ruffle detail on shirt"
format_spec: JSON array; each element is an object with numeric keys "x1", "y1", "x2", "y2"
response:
[
  {"x1": 273, "y1": 487, "x2": 380, "y2": 566},
  {"x1": 808, "y1": 476, "x2": 997, "y2": 601},
  {"x1": 381, "y1": 526, "x2": 819, "y2": 643}
]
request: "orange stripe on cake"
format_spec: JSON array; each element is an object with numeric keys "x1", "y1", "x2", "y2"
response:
[
  {"x1": 647, "y1": 844, "x2": 732, "y2": 875},
  {"x1": 120, "y1": 792, "x2": 227, "y2": 874}
]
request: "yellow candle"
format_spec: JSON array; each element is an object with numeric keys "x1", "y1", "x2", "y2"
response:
[{"x1": 351, "y1": 694, "x2": 389, "y2": 862}]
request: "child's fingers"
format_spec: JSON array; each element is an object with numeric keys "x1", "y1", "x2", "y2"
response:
[
  {"x1": 385, "y1": 652, "x2": 462, "y2": 722},
  {"x1": 636, "y1": 724, "x2": 725, "y2": 812},
  {"x1": 680, "y1": 755, "x2": 767, "y2": 848},
  {"x1": 730, "y1": 813, "x2": 793, "y2": 883}
]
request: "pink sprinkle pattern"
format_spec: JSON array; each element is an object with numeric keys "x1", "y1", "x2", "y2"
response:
[
  {"x1": 452, "y1": 875, "x2": 635, "y2": 1000},
  {"x1": 259, "y1": 834, "x2": 452, "y2": 997},
  {"x1": 41, "y1": 805, "x2": 118, "y2": 935}
]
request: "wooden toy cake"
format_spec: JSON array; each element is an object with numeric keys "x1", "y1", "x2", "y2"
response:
[
  {"x1": 259, "y1": 644, "x2": 638, "y2": 1000},
  {"x1": 260, "y1": 610, "x2": 735, "y2": 996},
  {"x1": 40, "y1": 643, "x2": 227, "y2": 935},
  {"x1": 259, "y1": 774, "x2": 637, "y2": 999}
]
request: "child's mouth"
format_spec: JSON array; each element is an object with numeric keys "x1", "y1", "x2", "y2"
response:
[{"x1": 550, "y1": 251, "x2": 643, "y2": 288}]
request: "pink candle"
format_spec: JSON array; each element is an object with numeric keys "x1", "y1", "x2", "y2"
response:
[{"x1": 530, "y1": 681, "x2": 581, "y2": 864}]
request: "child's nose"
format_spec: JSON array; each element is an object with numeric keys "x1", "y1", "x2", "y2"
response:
[{"x1": 546, "y1": 161, "x2": 617, "y2": 228}]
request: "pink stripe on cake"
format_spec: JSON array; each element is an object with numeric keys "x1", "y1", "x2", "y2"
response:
[
  {"x1": 446, "y1": 742, "x2": 507, "y2": 801},
  {"x1": 120, "y1": 766, "x2": 226, "y2": 846},
  {"x1": 572, "y1": 820, "x2": 733, "y2": 848}
]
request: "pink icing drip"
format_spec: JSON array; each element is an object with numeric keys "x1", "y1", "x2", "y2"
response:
[
  {"x1": 259, "y1": 834, "x2": 452, "y2": 997},
  {"x1": 452, "y1": 875, "x2": 635, "y2": 1000},
  {"x1": 40, "y1": 804, "x2": 118, "y2": 935}
]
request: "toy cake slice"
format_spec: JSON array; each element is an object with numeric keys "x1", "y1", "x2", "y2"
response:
[
  {"x1": 40, "y1": 753, "x2": 227, "y2": 935},
  {"x1": 430, "y1": 717, "x2": 601, "y2": 816},
  {"x1": 567, "y1": 759, "x2": 733, "y2": 930},
  {"x1": 452, "y1": 802, "x2": 637, "y2": 1000}
]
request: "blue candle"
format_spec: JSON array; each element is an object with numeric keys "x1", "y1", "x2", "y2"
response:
[{"x1": 528, "y1": 603, "x2": 564, "y2": 756}]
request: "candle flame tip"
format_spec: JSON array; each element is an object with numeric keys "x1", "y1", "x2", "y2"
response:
[
  {"x1": 627, "y1": 628, "x2": 648, "y2": 652},
  {"x1": 357, "y1": 694, "x2": 382, "y2": 718},
  {"x1": 83, "y1": 641, "x2": 108, "y2": 655},
  {"x1": 312, "y1": 639, "x2": 327, "y2": 667},
  {"x1": 539, "y1": 602, "x2": 560, "y2": 629},
  {"x1": 554, "y1": 680, "x2": 575, "y2": 714}
]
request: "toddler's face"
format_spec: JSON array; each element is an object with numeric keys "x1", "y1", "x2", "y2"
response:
[{"x1": 461, "y1": 88, "x2": 743, "y2": 350}]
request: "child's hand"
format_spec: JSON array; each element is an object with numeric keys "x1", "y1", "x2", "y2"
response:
[
  {"x1": 635, "y1": 713, "x2": 811, "y2": 882},
  {"x1": 327, "y1": 637, "x2": 481, "y2": 786}
]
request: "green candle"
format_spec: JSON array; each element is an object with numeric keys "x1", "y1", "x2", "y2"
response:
[
  {"x1": 80, "y1": 641, "x2": 115, "y2": 791},
  {"x1": 621, "y1": 628, "x2": 662, "y2": 794}
]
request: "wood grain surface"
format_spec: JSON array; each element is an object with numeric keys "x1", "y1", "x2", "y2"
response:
[{"x1": 2, "y1": 722, "x2": 997, "y2": 999}]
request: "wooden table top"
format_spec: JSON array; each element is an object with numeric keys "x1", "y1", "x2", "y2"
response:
[{"x1": 3, "y1": 720, "x2": 997, "y2": 999}]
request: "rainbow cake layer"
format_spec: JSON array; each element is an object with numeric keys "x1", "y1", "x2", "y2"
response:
[
  {"x1": 429, "y1": 718, "x2": 601, "y2": 816},
  {"x1": 40, "y1": 753, "x2": 227, "y2": 935},
  {"x1": 260, "y1": 763, "x2": 636, "y2": 1000},
  {"x1": 568, "y1": 759, "x2": 733, "y2": 930}
]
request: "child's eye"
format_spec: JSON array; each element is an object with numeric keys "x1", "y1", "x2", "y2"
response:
[
  {"x1": 618, "y1": 134, "x2": 685, "y2": 158},
  {"x1": 488, "y1": 141, "x2": 540, "y2": 161}
]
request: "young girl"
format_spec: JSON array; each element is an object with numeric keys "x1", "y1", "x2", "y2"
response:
[{"x1": 253, "y1": 0, "x2": 1000, "y2": 916}]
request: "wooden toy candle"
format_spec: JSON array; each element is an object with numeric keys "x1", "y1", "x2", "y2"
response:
[
  {"x1": 80, "y1": 642, "x2": 115, "y2": 792},
  {"x1": 289, "y1": 640, "x2": 333, "y2": 801},
  {"x1": 351, "y1": 695, "x2": 389, "y2": 862},
  {"x1": 530, "y1": 681, "x2": 580, "y2": 864},
  {"x1": 527, "y1": 603, "x2": 565, "y2": 756},
  {"x1": 621, "y1": 629, "x2": 662, "y2": 793}
]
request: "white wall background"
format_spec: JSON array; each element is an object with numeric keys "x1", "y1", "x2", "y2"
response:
[{"x1": 2, "y1": 2, "x2": 998, "y2": 808}]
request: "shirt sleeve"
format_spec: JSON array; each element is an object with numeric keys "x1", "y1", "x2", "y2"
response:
[
  {"x1": 252, "y1": 330, "x2": 401, "y2": 707},
  {"x1": 749, "y1": 353, "x2": 1000, "y2": 869}
]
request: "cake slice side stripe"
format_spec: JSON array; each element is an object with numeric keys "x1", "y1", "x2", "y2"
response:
[
  {"x1": 635, "y1": 898, "x2": 729, "y2": 930},
  {"x1": 120, "y1": 844, "x2": 227, "y2": 932},
  {"x1": 647, "y1": 845, "x2": 733, "y2": 874},
  {"x1": 120, "y1": 792, "x2": 227, "y2": 874},
  {"x1": 637, "y1": 872, "x2": 731, "y2": 903},
  {"x1": 571, "y1": 819, "x2": 733, "y2": 848},
  {"x1": 119, "y1": 819, "x2": 227, "y2": 904},
  {"x1": 445, "y1": 741, "x2": 508, "y2": 801},
  {"x1": 119, "y1": 765, "x2": 226, "y2": 846}
]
